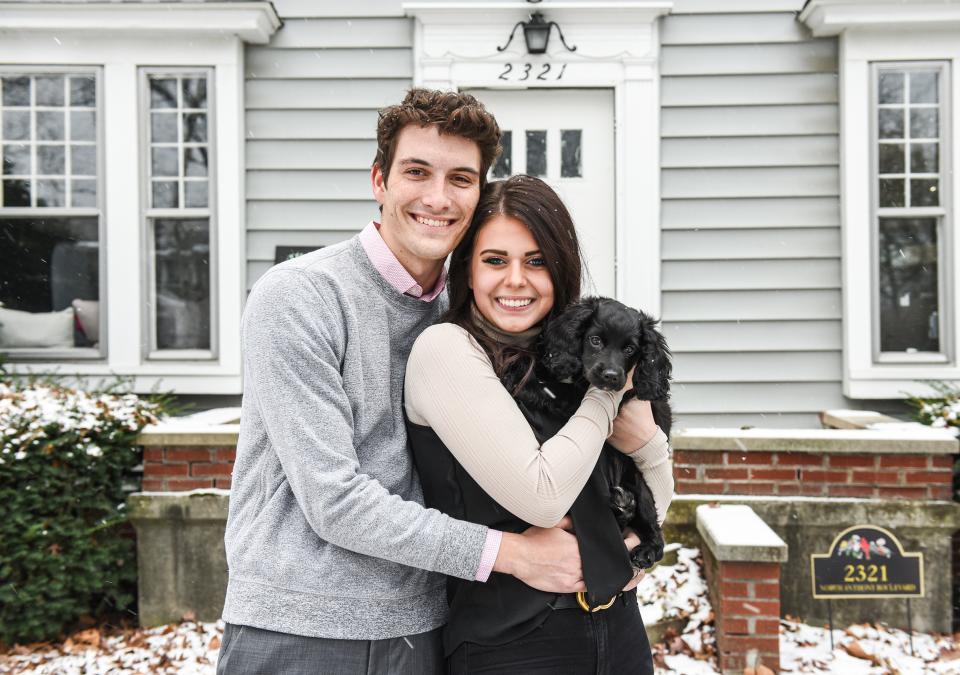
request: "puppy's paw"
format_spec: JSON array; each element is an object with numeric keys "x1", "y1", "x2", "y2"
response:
[{"x1": 630, "y1": 542, "x2": 660, "y2": 570}]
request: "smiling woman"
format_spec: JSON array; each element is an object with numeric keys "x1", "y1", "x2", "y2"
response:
[{"x1": 403, "y1": 175, "x2": 664, "y2": 673}]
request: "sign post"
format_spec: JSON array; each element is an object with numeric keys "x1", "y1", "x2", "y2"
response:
[{"x1": 811, "y1": 525, "x2": 924, "y2": 656}]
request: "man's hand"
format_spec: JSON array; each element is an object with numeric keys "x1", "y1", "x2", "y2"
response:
[
  {"x1": 609, "y1": 398, "x2": 658, "y2": 455},
  {"x1": 493, "y1": 516, "x2": 586, "y2": 593}
]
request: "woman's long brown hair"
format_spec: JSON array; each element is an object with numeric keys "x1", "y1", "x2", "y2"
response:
[{"x1": 443, "y1": 175, "x2": 584, "y2": 391}]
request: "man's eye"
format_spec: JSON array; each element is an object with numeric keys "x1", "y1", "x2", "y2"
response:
[
  {"x1": 589, "y1": 336, "x2": 602, "y2": 347},
  {"x1": 407, "y1": 168, "x2": 425, "y2": 177},
  {"x1": 623, "y1": 345, "x2": 636, "y2": 355}
]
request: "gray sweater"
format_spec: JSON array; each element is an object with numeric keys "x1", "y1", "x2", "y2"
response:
[{"x1": 222, "y1": 236, "x2": 488, "y2": 640}]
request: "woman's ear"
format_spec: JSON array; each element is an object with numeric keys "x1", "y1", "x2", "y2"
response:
[
  {"x1": 631, "y1": 311, "x2": 672, "y2": 401},
  {"x1": 542, "y1": 297, "x2": 600, "y2": 380}
]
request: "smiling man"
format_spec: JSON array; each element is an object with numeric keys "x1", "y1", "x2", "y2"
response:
[{"x1": 216, "y1": 90, "x2": 602, "y2": 674}]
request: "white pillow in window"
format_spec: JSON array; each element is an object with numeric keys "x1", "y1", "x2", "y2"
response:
[
  {"x1": 0, "y1": 307, "x2": 75, "y2": 349},
  {"x1": 72, "y1": 299, "x2": 100, "y2": 344}
]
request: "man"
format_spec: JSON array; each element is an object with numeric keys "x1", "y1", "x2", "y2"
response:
[{"x1": 217, "y1": 89, "x2": 657, "y2": 673}]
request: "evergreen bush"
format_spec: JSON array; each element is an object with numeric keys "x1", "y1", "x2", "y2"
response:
[
  {"x1": 0, "y1": 377, "x2": 162, "y2": 645},
  {"x1": 908, "y1": 381, "x2": 960, "y2": 434}
]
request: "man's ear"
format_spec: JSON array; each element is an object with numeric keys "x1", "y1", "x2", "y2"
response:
[{"x1": 371, "y1": 163, "x2": 387, "y2": 205}]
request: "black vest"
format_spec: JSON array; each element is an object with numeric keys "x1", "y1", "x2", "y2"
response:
[{"x1": 407, "y1": 379, "x2": 633, "y2": 655}]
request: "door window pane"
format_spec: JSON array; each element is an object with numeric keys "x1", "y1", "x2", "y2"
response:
[
  {"x1": 526, "y1": 130, "x2": 546, "y2": 178},
  {"x1": 878, "y1": 217, "x2": 939, "y2": 353},
  {"x1": 491, "y1": 130, "x2": 512, "y2": 178},
  {"x1": 561, "y1": 129, "x2": 582, "y2": 178},
  {"x1": 910, "y1": 143, "x2": 938, "y2": 173},
  {"x1": 2, "y1": 77, "x2": 30, "y2": 107},
  {"x1": 153, "y1": 218, "x2": 210, "y2": 350},
  {"x1": 35, "y1": 76, "x2": 64, "y2": 107},
  {"x1": 0, "y1": 217, "x2": 101, "y2": 349},
  {"x1": 879, "y1": 179, "x2": 904, "y2": 207}
]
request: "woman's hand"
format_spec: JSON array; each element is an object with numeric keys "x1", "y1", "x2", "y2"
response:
[
  {"x1": 621, "y1": 527, "x2": 646, "y2": 591},
  {"x1": 608, "y1": 398, "x2": 659, "y2": 455}
]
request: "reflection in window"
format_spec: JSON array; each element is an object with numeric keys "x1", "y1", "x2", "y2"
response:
[
  {"x1": 143, "y1": 69, "x2": 214, "y2": 355},
  {"x1": 876, "y1": 67, "x2": 941, "y2": 209},
  {"x1": 491, "y1": 130, "x2": 512, "y2": 178},
  {"x1": 561, "y1": 129, "x2": 582, "y2": 178},
  {"x1": 154, "y1": 219, "x2": 210, "y2": 350},
  {"x1": 878, "y1": 218, "x2": 939, "y2": 353},
  {"x1": 526, "y1": 130, "x2": 546, "y2": 177},
  {"x1": 0, "y1": 73, "x2": 98, "y2": 208},
  {"x1": 147, "y1": 73, "x2": 210, "y2": 209}
]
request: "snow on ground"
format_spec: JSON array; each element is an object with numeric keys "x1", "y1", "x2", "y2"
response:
[
  {"x1": 780, "y1": 618, "x2": 960, "y2": 674},
  {"x1": 0, "y1": 620, "x2": 223, "y2": 674},
  {"x1": 4, "y1": 545, "x2": 960, "y2": 674}
]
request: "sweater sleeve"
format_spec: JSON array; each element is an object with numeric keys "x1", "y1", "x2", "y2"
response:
[
  {"x1": 242, "y1": 272, "x2": 486, "y2": 581},
  {"x1": 625, "y1": 427, "x2": 674, "y2": 526},
  {"x1": 404, "y1": 323, "x2": 625, "y2": 528}
]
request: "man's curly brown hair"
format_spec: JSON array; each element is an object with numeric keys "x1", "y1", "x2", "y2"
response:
[{"x1": 374, "y1": 88, "x2": 501, "y2": 187}]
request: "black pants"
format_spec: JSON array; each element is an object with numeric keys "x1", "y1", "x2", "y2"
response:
[{"x1": 446, "y1": 593, "x2": 654, "y2": 675}]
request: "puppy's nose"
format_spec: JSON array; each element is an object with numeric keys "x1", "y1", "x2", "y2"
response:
[{"x1": 601, "y1": 369, "x2": 621, "y2": 386}]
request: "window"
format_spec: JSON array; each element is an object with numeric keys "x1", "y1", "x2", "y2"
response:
[
  {"x1": 0, "y1": 4, "x2": 279, "y2": 393},
  {"x1": 142, "y1": 69, "x2": 215, "y2": 358},
  {"x1": 801, "y1": 0, "x2": 960, "y2": 397},
  {"x1": 873, "y1": 63, "x2": 950, "y2": 363},
  {"x1": 0, "y1": 70, "x2": 103, "y2": 357}
]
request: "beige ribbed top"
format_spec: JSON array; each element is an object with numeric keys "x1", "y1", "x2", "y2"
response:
[{"x1": 404, "y1": 322, "x2": 674, "y2": 529}]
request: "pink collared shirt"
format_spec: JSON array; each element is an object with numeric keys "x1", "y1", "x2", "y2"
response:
[
  {"x1": 358, "y1": 222, "x2": 447, "y2": 301},
  {"x1": 358, "y1": 221, "x2": 502, "y2": 582}
]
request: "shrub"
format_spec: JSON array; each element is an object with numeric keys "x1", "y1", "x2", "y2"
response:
[
  {"x1": 0, "y1": 378, "x2": 162, "y2": 645},
  {"x1": 907, "y1": 380, "x2": 960, "y2": 435}
]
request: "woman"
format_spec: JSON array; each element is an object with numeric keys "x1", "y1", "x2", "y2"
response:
[{"x1": 404, "y1": 176, "x2": 673, "y2": 673}]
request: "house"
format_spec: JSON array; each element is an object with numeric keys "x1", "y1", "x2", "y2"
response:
[{"x1": 0, "y1": 0, "x2": 955, "y2": 428}]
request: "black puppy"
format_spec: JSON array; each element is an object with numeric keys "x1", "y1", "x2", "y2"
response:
[{"x1": 505, "y1": 296, "x2": 672, "y2": 570}]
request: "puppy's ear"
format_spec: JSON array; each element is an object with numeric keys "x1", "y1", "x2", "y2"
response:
[
  {"x1": 542, "y1": 297, "x2": 600, "y2": 380},
  {"x1": 632, "y1": 311, "x2": 672, "y2": 401}
]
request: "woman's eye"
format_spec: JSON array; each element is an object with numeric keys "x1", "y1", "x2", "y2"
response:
[
  {"x1": 589, "y1": 336, "x2": 602, "y2": 347},
  {"x1": 528, "y1": 257, "x2": 546, "y2": 267},
  {"x1": 483, "y1": 257, "x2": 505, "y2": 265}
]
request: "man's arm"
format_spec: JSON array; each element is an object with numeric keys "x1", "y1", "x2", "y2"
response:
[
  {"x1": 242, "y1": 270, "x2": 484, "y2": 580},
  {"x1": 242, "y1": 270, "x2": 587, "y2": 591}
]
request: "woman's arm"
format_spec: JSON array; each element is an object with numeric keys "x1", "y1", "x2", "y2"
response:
[
  {"x1": 404, "y1": 323, "x2": 626, "y2": 528},
  {"x1": 608, "y1": 399, "x2": 674, "y2": 525}
]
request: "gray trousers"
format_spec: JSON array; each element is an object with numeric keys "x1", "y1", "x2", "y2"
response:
[{"x1": 216, "y1": 623, "x2": 444, "y2": 675}]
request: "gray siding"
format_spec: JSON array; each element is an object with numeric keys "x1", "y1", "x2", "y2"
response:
[
  {"x1": 660, "y1": 10, "x2": 843, "y2": 428},
  {"x1": 244, "y1": 10, "x2": 411, "y2": 290}
]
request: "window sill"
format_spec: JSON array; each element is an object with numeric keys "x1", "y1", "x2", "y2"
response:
[
  {"x1": 846, "y1": 366, "x2": 960, "y2": 399},
  {"x1": 2, "y1": 347, "x2": 103, "y2": 361}
]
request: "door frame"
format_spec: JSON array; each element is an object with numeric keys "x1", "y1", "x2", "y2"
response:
[{"x1": 403, "y1": 0, "x2": 672, "y2": 315}]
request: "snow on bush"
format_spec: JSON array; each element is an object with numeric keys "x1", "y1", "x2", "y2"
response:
[
  {"x1": 0, "y1": 378, "x2": 163, "y2": 645},
  {"x1": 908, "y1": 380, "x2": 960, "y2": 435}
]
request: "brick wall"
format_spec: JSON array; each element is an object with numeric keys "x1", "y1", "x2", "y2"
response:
[
  {"x1": 703, "y1": 545, "x2": 782, "y2": 673},
  {"x1": 141, "y1": 446, "x2": 236, "y2": 491},
  {"x1": 674, "y1": 449, "x2": 953, "y2": 500}
]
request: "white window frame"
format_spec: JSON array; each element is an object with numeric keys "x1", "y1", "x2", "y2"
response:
[
  {"x1": 871, "y1": 61, "x2": 951, "y2": 365},
  {"x1": 802, "y1": 0, "x2": 960, "y2": 398},
  {"x1": 0, "y1": 3, "x2": 279, "y2": 394},
  {"x1": 0, "y1": 65, "x2": 106, "y2": 361},
  {"x1": 140, "y1": 67, "x2": 219, "y2": 361}
]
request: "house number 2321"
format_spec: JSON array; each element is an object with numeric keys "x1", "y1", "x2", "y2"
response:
[{"x1": 498, "y1": 63, "x2": 567, "y2": 82}]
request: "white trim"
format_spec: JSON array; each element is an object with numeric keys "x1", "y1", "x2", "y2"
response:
[
  {"x1": 404, "y1": 0, "x2": 671, "y2": 316},
  {"x1": 1, "y1": 25, "x2": 267, "y2": 394},
  {"x1": 801, "y1": 0, "x2": 960, "y2": 37},
  {"x1": 0, "y1": 2, "x2": 281, "y2": 44},
  {"x1": 802, "y1": 6, "x2": 960, "y2": 398}
]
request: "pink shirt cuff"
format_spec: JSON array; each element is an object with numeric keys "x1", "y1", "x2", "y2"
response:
[{"x1": 475, "y1": 529, "x2": 503, "y2": 582}]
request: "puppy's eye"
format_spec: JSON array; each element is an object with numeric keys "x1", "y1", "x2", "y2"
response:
[
  {"x1": 623, "y1": 345, "x2": 636, "y2": 356},
  {"x1": 589, "y1": 336, "x2": 602, "y2": 347}
]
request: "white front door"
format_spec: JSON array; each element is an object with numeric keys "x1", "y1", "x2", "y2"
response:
[{"x1": 467, "y1": 88, "x2": 616, "y2": 297}]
